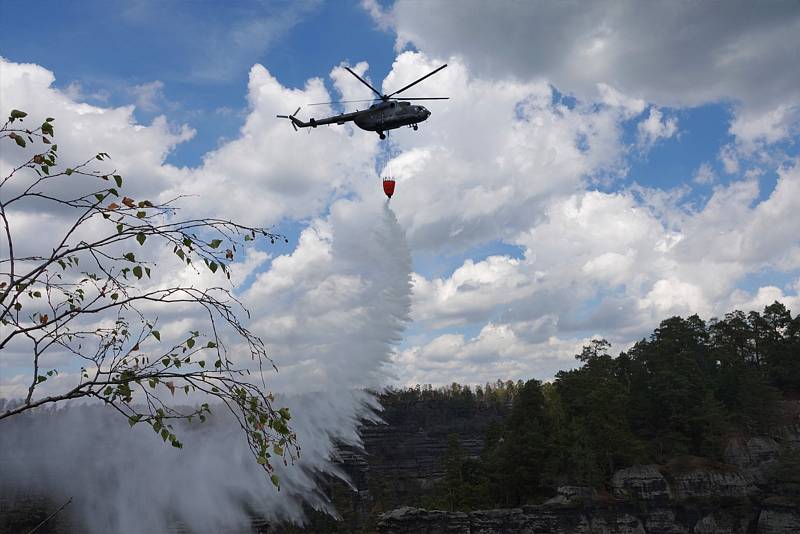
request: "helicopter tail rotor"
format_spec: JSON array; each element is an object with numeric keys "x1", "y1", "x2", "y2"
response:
[{"x1": 276, "y1": 107, "x2": 303, "y2": 131}]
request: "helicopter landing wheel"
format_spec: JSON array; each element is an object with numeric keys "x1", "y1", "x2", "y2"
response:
[
  {"x1": 378, "y1": 132, "x2": 386, "y2": 140},
  {"x1": 412, "y1": 124, "x2": 418, "y2": 131}
]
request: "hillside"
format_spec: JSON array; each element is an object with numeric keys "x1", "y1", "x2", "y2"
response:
[{"x1": 293, "y1": 303, "x2": 800, "y2": 533}]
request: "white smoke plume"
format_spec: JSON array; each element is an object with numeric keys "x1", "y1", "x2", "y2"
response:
[{"x1": 0, "y1": 200, "x2": 412, "y2": 532}]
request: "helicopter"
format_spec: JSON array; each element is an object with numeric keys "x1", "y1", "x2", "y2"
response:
[{"x1": 277, "y1": 64, "x2": 449, "y2": 139}]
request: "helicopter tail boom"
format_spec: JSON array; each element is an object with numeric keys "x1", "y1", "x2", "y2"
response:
[{"x1": 277, "y1": 107, "x2": 363, "y2": 131}]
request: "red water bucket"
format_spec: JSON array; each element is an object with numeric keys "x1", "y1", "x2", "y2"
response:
[{"x1": 383, "y1": 178, "x2": 396, "y2": 199}]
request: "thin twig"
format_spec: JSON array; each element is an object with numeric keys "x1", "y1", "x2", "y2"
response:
[{"x1": 26, "y1": 496, "x2": 73, "y2": 534}]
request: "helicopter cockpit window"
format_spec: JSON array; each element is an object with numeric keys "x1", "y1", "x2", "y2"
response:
[{"x1": 390, "y1": 102, "x2": 396, "y2": 108}]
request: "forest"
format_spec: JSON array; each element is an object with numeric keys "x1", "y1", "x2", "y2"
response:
[{"x1": 374, "y1": 301, "x2": 800, "y2": 513}]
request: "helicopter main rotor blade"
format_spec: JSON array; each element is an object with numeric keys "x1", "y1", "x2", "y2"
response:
[
  {"x1": 386, "y1": 64, "x2": 448, "y2": 99},
  {"x1": 307, "y1": 99, "x2": 376, "y2": 106},
  {"x1": 389, "y1": 97, "x2": 450, "y2": 101},
  {"x1": 345, "y1": 67, "x2": 384, "y2": 100}
]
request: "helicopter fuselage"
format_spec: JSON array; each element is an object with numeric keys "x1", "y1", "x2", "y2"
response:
[
  {"x1": 353, "y1": 101, "x2": 431, "y2": 132},
  {"x1": 288, "y1": 100, "x2": 432, "y2": 139}
]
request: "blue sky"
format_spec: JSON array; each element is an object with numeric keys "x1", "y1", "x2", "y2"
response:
[
  {"x1": 1, "y1": 0, "x2": 396, "y2": 166},
  {"x1": 2, "y1": 0, "x2": 790, "y2": 226},
  {"x1": 5, "y1": 1, "x2": 783, "y2": 198},
  {"x1": 2, "y1": 0, "x2": 799, "y2": 387}
]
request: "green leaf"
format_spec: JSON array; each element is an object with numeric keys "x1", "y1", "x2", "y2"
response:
[
  {"x1": 32, "y1": 291, "x2": 41, "y2": 298},
  {"x1": 136, "y1": 233, "x2": 146, "y2": 246},
  {"x1": 256, "y1": 456, "x2": 267, "y2": 465},
  {"x1": 65, "y1": 168, "x2": 74, "y2": 176},
  {"x1": 208, "y1": 261, "x2": 218, "y2": 273},
  {"x1": 36, "y1": 375, "x2": 47, "y2": 384},
  {"x1": 198, "y1": 360, "x2": 205, "y2": 368},
  {"x1": 94, "y1": 193, "x2": 105, "y2": 202},
  {"x1": 14, "y1": 135, "x2": 26, "y2": 148},
  {"x1": 206, "y1": 341, "x2": 217, "y2": 349},
  {"x1": 123, "y1": 252, "x2": 135, "y2": 262},
  {"x1": 209, "y1": 239, "x2": 222, "y2": 249},
  {"x1": 273, "y1": 420, "x2": 289, "y2": 435},
  {"x1": 161, "y1": 429, "x2": 169, "y2": 442},
  {"x1": 41, "y1": 164, "x2": 49, "y2": 175},
  {"x1": 136, "y1": 211, "x2": 146, "y2": 219},
  {"x1": 41, "y1": 122, "x2": 54, "y2": 136},
  {"x1": 152, "y1": 330, "x2": 161, "y2": 341},
  {"x1": 270, "y1": 474, "x2": 280, "y2": 488},
  {"x1": 161, "y1": 357, "x2": 170, "y2": 366},
  {"x1": 46, "y1": 117, "x2": 54, "y2": 122},
  {"x1": 132, "y1": 265, "x2": 143, "y2": 279},
  {"x1": 114, "y1": 175, "x2": 123, "y2": 187},
  {"x1": 128, "y1": 415, "x2": 142, "y2": 427},
  {"x1": 9, "y1": 109, "x2": 27, "y2": 120},
  {"x1": 186, "y1": 338, "x2": 195, "y2": 349}
]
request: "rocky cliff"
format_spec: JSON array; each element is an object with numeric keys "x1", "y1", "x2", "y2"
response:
[
  {"x1": 348, "y1": 394, "x2": 508, "y2": 508},
  {"x1": 376, "y1": 484, "x2": 799, "y2": 533},
  {"x1": 374, "y1": 417, "x2": 800, "y2": 534}
]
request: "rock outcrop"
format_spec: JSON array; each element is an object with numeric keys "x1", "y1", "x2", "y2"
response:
[
  {"x1": 757, "y1": 498, "x2": 800, "y2": 534},
  {"x1": 358, "y1": 396, "x2": 507, "y2": 485},
  {"x1": 376, "y1": 448, "x2": 792, "y2": 534},
  {"x1": 376, "y1": 500, "x2": 762, "y2": 534},
  {"x1": 377, "y1": 504, "x2": 649, "y2": 534},
  {"x1": 544, "y1": 485, "x2": 595, "y2": 505},
  {"x1": 611, "y1": 465, "x2": 672, "y2": 502},
  {"x1": 691, "y1": 511, "x2": 750, "y2": 534},
  {"x1": 662, "y1": 457, "x2": 759, "y2": 501},
  {"x1": 724, "y1": 436, "x2": 780, "y2": 483},
  {"x1": 610, "y1": 458, "x2": 759, "y2": 504}
]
